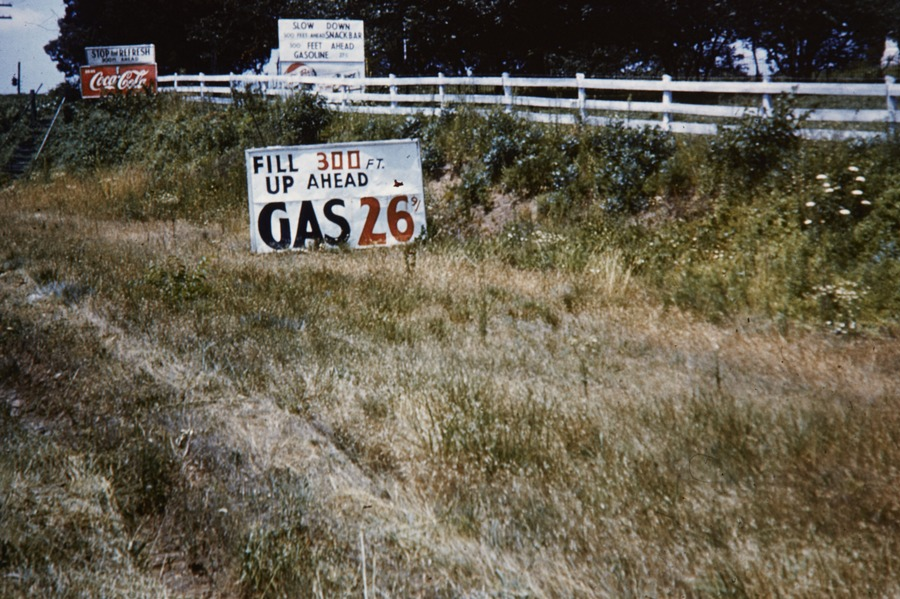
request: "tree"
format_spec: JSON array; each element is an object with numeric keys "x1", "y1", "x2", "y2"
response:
[
  {"x1": 733, "y1": 0, "x2": 900, "y2": 78},
  {"x1": 45, "y1": 0, "x2": 285, "y2": 77},
  {"x1": 46, "y1": 0, "x2": 897, "y2": 80}
]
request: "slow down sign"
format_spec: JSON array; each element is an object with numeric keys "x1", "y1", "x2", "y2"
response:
[{"x1": 245, "y1": 139, "x2": 426, "y2": 253}]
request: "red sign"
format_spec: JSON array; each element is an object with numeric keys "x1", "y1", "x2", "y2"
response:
[{"x1": 80, "y1": 65, "x2": 157, "y2": 99}]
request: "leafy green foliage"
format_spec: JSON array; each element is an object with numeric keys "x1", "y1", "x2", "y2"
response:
[
  {"x1": 589, "y1": 122, "x2": 677, "y2": 213},
  {"x1": 709, "y1": 95, "x2": 802, "y2": 188},
  {"x1": 32, "y1": 93, "x2": 900, "y2": 331},
  {"x1": 140, "y1": 256, "x2": 211, "y2": 306},
  {"x1": 46, "y1": 0, "x2": 895, "y2": 79}
]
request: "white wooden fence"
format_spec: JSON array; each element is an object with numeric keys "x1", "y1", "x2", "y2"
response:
[{"x1": 157, "y1": 72, "x2": 899, "y2": 140}]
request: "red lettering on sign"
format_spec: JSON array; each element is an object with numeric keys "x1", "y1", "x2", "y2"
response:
[
  {"x1": 316, "y1": 150, "x2": 362, "y2": 171},
  {"x1": 358, "y1": 197, "x2": 386, "y2": 246},
  {"x1": 80, "y1": 65, "x2": 157, "y2": 99},
  {"x1": 387, "y1": 195, "x2": 414, "y2": 242}
]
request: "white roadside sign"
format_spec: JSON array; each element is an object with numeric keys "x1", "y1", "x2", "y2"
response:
[
  {"x1": 278, "y1": 19, "x2": 365, "y2": 64},
  {"x1": 245, "y1": 140, "x2": 426, "y2": 253},
  {"x1": 85, "y1": 44, "x2": 156, "y2": 66}
]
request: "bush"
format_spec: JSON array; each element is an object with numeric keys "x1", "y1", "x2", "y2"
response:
[
  {"x1": 588, "y1": 122, "x2": 676, "y2": 214},
  {"x1": 29, "y1": 91, "x2": 900, "y2": 330},
  {"x1": 45, "y1": 94, "x2": 157, "y2": 169},
  {"x1": 709, "y1": 95, "x2": 802, "y2": 188},
  {"x1": 271, "y1": 93, "x2": 333, "y2": 146}
]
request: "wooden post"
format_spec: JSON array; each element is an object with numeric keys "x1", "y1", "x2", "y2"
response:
[
  {"x1": 389, "y1": 73, "x2": 398, "y2": 109},
  {"x1": 199, "y1": 72, "x2": 205, "y2": 99},
  {"x1": 761, "y1": 72, "x2": 772, "y2": 115},
  {"x1": 29, "y1": 89, "x2": 37, "y2": 126},
  {"x1": 661, "y1": 74, "x2": 672, "y2": 130},
  {"x1": 502, "y1": 72, "x2": 512, "y2": 112},
  {"x1": 576, "y1": 73, "x2": 586, "y2": 121},
  {"x1": 438, "y1": 72, "x2": 445, "y2": 112},
  {"x1": 887, "y1": 76, "x2": 897, "y2": 126}
]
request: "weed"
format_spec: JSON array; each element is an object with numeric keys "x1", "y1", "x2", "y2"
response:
[
  {"x1": 589, "y1": 121, "x2": 676, "y2": 213},
  {"x1": 709, "y1": 94, "x2": 803, "y2": 189},
  {"x1": 139, "y1": 255, "x2": 211, "y2": 306},
  {"x1": 239, "y1": 473, "x2": 317, "y2": 597}
]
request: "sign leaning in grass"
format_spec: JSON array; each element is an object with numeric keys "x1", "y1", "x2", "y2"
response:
[{"x1": 245, "y1": 140, "x2": 426, "y2": 253}]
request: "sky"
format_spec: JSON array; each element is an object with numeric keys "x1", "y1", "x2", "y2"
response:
[{"x1": 0, "y1": 0, "x2": 65, "y2": 95}]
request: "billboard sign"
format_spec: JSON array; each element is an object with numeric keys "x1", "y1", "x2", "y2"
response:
[
  {"x1": 278, "y1": 19, "x2": 364, "y2": 63},
  {"x1": 277, "y1": 19, "x2": 365, "y2": 81},
  {"x1": 245, "y1": 140, "x2": 426, "y2": 253},
  {"x1": 79, "y1": 64, "x2": 158, "y2": 99},
  {"x1": 85, "y1": 44, "x2": 156, "y2": 66}
]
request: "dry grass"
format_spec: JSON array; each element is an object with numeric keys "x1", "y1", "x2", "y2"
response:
[{"x1": 2, "y1": 169, "x2": 899, "y2": 597}]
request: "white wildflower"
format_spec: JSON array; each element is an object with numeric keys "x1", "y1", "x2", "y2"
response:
[
  {"x1": 825, "y1": 188, "x2": 835, "y2": 193},
  {"x1": 816, "y1": 174, "x2": 828, "y2": 180},
  {"x1": 848, "y1": 166, "x2": 860, "y2": 172},
  {"x1": 854, "y1": 176, "x2": 866, "y2": 182},
  {"x1": 861, "y1": 200, "x2": 871, "y2": 206},
  {"x1": 839, "y1": 208, "x2": 851, "y2": 215},
  {"x1": 804, "y1": 219, "x2": 813, "y2": 225},
  {"x1": 805, "y1": 201, "x2": 816, "y2": 207},
  {"x1": 851, "y1": 189, "x2": 863, "y2": 196}
]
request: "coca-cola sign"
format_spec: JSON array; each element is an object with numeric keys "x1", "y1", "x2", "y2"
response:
[{"x1": 80, "y1": 65, "x2": 158, "y2": 99}]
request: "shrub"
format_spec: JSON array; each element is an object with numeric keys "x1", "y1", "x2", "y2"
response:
[
  {"x1": 138, "y1": 255, "x2": 211, "y2": 307},
  {"x1": 588, "y1": 122, "x2": 676, "y2": 214},
  {"x1": 709, "y1": 94, "x2": 802, "y2": 188},
  {"x1": 45, "y1": 94, "x2": 156, "y2": 169},
  {"x1": 451, "y1": 162, "x2": 492, "y2": 213},
  {"x1": 271, "y1": 93, "x2": 333, "y2": 145},
  {"x1": 327, "y1": 112, "x2": 447, "y2": 176}
]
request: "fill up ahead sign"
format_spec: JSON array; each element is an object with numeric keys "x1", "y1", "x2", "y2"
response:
[{"x1": 245, "y1": 140, "x2": 426, "y2": 253}]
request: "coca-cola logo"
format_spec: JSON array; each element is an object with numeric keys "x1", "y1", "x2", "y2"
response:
[{"x1": 88, "y1": 68, "x2": 151, "y2": 92}]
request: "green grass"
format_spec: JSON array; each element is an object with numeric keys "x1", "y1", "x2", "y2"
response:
[{"x1": 1, "y1": 93, "x2": 899, "y2": 596}]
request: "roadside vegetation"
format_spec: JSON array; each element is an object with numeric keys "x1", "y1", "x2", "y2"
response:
[{"x1": 1, "y1": 91, "x2": 899, "y2": 597}]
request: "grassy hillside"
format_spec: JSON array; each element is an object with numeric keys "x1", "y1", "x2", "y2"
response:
[{"x1": 1, "y1": 92, "x2": 899, "y2": 597}]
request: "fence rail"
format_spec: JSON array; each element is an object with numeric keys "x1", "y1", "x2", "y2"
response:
[{"x1": 157, "y1": 72, "x2": 899, "y2": 140}]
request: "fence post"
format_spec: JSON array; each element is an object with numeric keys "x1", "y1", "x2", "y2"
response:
[
  {"x1": 761, "y1": 72, "x2": 772, "y2": 115},
  {"x1": 173, "y1": 72, "x2": 178, "y2": 93},
  {"x1": 576, "y1": 72, "x2": 586, "y2": 121},
  {"x1": 390, "y1": 73, "x2": 398, "y2": 109},
  {"x1": 661, "y1": 74, "x2": 672, "y2": 130},
  {"x1": 199, "y1": 72, "x2": 205, "y2": 99},
  {"x1": 887, "y1": 76, "x2": 897, "y2": 127},
  {"x1": 438, "y1": 72, "x2": 445, "y2": 113},
  {"x1": 502, "y1": 72, "x2": 512, "y2": 112}
]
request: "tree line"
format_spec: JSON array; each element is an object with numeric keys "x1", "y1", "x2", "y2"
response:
[{"x1": 46, "y1": 0, "x2": 900, "y2": 80}]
